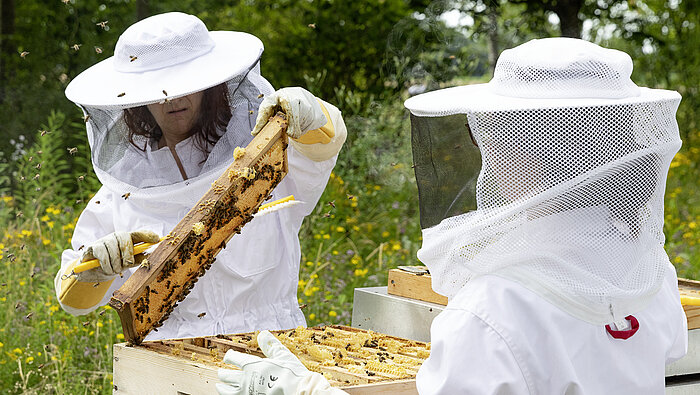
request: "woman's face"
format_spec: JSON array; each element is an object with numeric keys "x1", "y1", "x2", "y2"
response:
[{"x1": 147, "y1": 91, "x2": 204, "y2": 141}]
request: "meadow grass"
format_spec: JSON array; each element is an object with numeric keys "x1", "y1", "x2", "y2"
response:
[{"x1": 0, "y1": 102, "x2": 697, "y2": 393}]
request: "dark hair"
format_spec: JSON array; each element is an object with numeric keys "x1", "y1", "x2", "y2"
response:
[{"x1": 123, "y1": 83, "x2": 232, "y2": 157}]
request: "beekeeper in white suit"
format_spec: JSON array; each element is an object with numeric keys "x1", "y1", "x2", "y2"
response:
[
  {"x1": 53, "y1": 12, "x2": 346, "y2": 340},
  {"x1": 216, "y1": 38, "x2": 687, "y2": 394}
]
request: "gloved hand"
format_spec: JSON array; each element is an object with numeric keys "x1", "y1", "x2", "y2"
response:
[
  {"x1": 76, "y1": 230, "x2": 160, "y2": 282},
  {"x1": 217, "y1": 330, "x2": 347, "y2": 395},
  {"x1": 252, "y1": 87, "x2": 328, "y2": 139}
]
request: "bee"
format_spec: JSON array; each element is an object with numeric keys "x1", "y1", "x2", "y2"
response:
[
  {"x1": 197, "y1": 312, "x2": 206, "y2": 318},
  {"x1": 93, "y1": 282, "x2": 100, "y2": 288},
  {"x1": 77, "y1": 175, "x2": 84, "y2": 181},
  {"x1": 308, "y1": 23, "x2": 316, "y2": 29},
  {"x1": 327, "y1": 201, "x2": 335, "y2": 208},
  {"x1": 62, "y1": 0, "x2": 70, "y2": 4},
  {"x1": 36, "y1": 163, "x2": 42, "y2": 170},
  {"x1": 95, "y1": 47, "x2": 103, "y2": 54},
  {"x1": 28, "y1": 156, "x2": 33, "y2": 162},
  {"x1": 96, "y1": 21, "x2": 108, "y2": 29},
  {"x1": 19, "y1": 244, "x2": 25, "y2": 250},
  {"x1": 20, "y1": 51, "x2": 29, "y2": 58},
  {"x1": 40, "y1": 129, "x2": 49, "y2": 136},
  {"x1": 37, "y1": 150, "x2": 43, "y2": 155},
  {"x1": 448, "y1": 55, "x2": 456, "y2": 59},
  {"x1": 95, "y1": 201, "x2": 101, "y2": 204},
  {"x1": 129, "y1": 55, "x2": 138, "y2": 62},
  {"x1": 122, "y1": 192, "x2": 130, "y2": 200},
  {"x1": 162, "y1": 90, "x2": 168, "y2": 96},
  {"x1": 257, "y1": 93, "x2": 264, "y2": 99},
  {"x1": 19, "y1": 176, "x2": 25, "y2": 182},
  {"x1": 38, "y1": 363, "x2": 45, "y2": 369},
  {"x1": 347, "y1": 194, "x2": 355, "y2": 200},
  {"x1": 75, "y1": 199, "x2": 82, "y2": 204},
  {"x1": 71, "y1": 44, "x2": 82, "y2": 51},
  {"x1": 99, "y1": 309, "x2": 106, "y2": 316},
  {"x1": 33, "y1": 174, "x2": 40, "y2": 180},
  {"x1": 82, "y1": 321, "x2": 90, "y2": 327},
  {"x1": 249, "y1": 110, "x2": 254, "y2": 114},
  {"x1": 299, "y1": 304, "x2": 308, "y2": 310},
  {"x1": 83, "y1": 114, "x2": 91, "y2": 123},
  {"x1": 117, "y1": 92, "x2": 126, "y2": 97},
  {"x1": 323, "y1": 211, "x2": 331, "y2": 218},
  {"x1": 14, "y1": 301, "x2": 23, "y2": 310},
  {"x1": 25, "y1": 312, "x2": 33, "y2": 320},
  {"x1": 67, "y1": 147, "x2": 78, "y2": 155},
  {"x1": 0, "y1": 283, "x2": 5, "y2": 287}
]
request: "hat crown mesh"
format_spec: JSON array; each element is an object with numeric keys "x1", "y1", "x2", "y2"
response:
[
  {"x1": 114, "y1": 12, "x2": 215, "y2": 73},
  {"x1": 490, "y1": 38, "x2": 641, "y2": 99}
]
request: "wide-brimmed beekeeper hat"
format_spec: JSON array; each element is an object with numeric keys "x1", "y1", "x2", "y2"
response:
[
  {"x1": 65, "y1": 12, "x2": 264, "y2": 108},
  {"x1": 405, "y1": 37, "x2": 682, "y2": 325},
  {"x1": 405, "y1": 37, "x2": 679, "y2": 116}
]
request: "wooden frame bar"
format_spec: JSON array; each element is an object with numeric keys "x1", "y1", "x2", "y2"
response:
[{"x1": 109, "y1": 113, "x2": 289, "y2": 344}]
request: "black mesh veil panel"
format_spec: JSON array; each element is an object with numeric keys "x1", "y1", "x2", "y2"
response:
[{"x1": 410, "y1": 113, "x2": 482, "y2": 229}]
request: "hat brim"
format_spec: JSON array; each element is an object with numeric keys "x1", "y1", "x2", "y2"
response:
[
  {"x1": 65, "y1": 31, "x2": 263, "y2": 108},
  {"x1": 404, "y1": 83, "x2": 681, "y2": 117}
]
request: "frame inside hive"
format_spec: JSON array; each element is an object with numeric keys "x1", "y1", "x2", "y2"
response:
[
  {"x1": 109, "y1": 113, "x2": 289, "y2": 344},
  {"x1": 113, "y1": 325, "x2": 428, "y2": 394}
]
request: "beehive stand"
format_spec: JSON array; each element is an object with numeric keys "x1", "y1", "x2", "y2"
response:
[
  {"x1": 113, "y1": 325, "x2": 426, "y2": 394},
  {"x1": 109, "y1": 113, "x2": 289, "y2": 344}
]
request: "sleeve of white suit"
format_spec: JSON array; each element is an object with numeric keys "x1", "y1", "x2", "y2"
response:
[
  {"x1": 54, "y1": 188, "x2": 129, "y2": 316},
  {"x1": 416, "y1": 308, "x2": 531, "y2": 395}
]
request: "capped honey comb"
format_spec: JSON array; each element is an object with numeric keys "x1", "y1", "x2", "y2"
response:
[{"x1": 109, "y1": 113, "x2": 289, "y2": 344}]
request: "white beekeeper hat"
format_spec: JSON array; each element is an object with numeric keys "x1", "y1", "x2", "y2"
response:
[
  {"x1": 406, "y1": 38, "x2": 682, "y2": 325},
  {"x1": 405, "y1": 37, "x2": 679, "y2": 116},
  {"x1": 65, "y1": 12, "x2": 264, "y2": 108}
]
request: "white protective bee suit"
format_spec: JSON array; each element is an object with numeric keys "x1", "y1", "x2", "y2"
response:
[
  {"x1": 53, "y1": 12, "x2": 346, "y2": 340},
  {"x1": 405, "y1": 38, "x2": 687, "y2": 393},
  {"x1": 215, "y1": 38, "x2": 687, "y2": 395}
]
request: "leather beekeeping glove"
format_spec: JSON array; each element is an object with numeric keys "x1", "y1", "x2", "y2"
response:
[
  {"x1": 217, "y1": 330, "x2": 348, "y2": 395},
  {"x1": 252, "y1": 87, "x2": 328, "y2": 139},
  {"x1": 76, "y1": 230, "x2": 160, "y2": 282}
]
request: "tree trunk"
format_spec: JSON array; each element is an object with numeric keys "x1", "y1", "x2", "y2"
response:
[
  {"x1": 486, "y1": 4, "x2": 500, "y2": 75},
  {"x1": 0, "y1": 0, "x2": 16, "y2": 103},
  {"x1": 554, "y1": 0, "x2": 582, "y2": 38},
  {"x1": 137, "y1": 0, "x2": 150, "y2": 21}
]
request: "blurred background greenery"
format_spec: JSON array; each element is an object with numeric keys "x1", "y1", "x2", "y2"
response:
[{"x1": 0, "y1": 0, "x2": 697, "y2": 392}]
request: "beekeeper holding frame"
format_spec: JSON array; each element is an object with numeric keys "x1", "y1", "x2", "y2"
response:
[
  {"x1": 54, "y1": 12, "x2": 347, "y2": 341},
  {"x1": 216, "y1": 38, "x2": 687, "y2": 394}
]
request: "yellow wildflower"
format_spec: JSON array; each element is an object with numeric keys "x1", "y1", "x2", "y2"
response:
[
  {"x1": 47, "y1": 222, "x2": 55, "y2": 229},
  {"x1": 328, "y1": 311, "x2": 337, "y2": 317},
  {"x1": 13, "y1": 348, "x2": 22, "y2": 354},
  {"x1": 42, "y1": 239, "x2": 51, "y2": 246},
  {"x1": 354, "y1": 268, "x2": 369, "y2": 277},
  {"x1": 116, "y1": 334, "x2": 124, "y2": 340},
  {"x1": 40, "y1": 215, "x2": 50, "y2": 222},
  {"x1": 336, "y1": 226, "x2": 345, "y2": 233},
  {"x1": 322, "y1": 234, "x2": 330, "y2": 239},
  {"x1": 381, "y1": 231, "x2": 390, "y2": 238},
  {"x1": 26, "y1": 356, "x2": 34, "y2": 363},
  {"x1": 97, "y1": 322, "x2": 104, "y2": 328},
  {"x1": 309, "y1": 313, "x2": 316, "y2": 320}
]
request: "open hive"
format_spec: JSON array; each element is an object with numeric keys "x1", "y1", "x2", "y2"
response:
[
  {"x1": 109, "y1": 113, "x2": 289, "y2": 344},
  {"x1": 113, "y1": 325, "x2": 430, "y2": 394}
]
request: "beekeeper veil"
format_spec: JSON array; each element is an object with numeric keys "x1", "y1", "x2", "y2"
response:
[
  {"x1": 405, "y1": 38, "x2": 682, "y2": 325},
  {"x1": 64, "y1": 12, "x2": 274, "y2": 211}
]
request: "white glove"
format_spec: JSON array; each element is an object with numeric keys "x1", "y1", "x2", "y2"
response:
[
  {"x1": 76, "y1": 230, "x2": 160, "y2": 282},
  {"x1": 217, "y1": 330, "x2": 347, "y2": 395},
  {"x1": 252, "y1": 87, "x2": 328, "y2": 139}
]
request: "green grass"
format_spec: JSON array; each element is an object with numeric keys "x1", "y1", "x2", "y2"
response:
[{"x1": 0, "y1": 101, "x2": 697, "y2": 393}]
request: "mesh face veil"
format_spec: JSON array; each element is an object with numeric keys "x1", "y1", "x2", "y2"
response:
[
  {"x1": 405, "y1": 38, "x2": 682, "y2": 325},
  {"x1": 65, "y1": 13, "x2": 274, "y2": 209}
]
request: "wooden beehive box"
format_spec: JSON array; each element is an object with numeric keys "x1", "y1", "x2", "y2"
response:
[
  {"x1": 109, "y1": 113, "x2": 289, "y2": 344},
  {"x1": 113, "y1": 325, "x2": 428, "y2": 394},
  {"x1": 390, "y1": 267, "x2": 700, "y2": 330}
]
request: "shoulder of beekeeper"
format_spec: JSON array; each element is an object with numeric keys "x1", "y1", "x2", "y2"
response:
[{"x1": 417, "y1": 267, "x2": 687, "y2": 395}]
